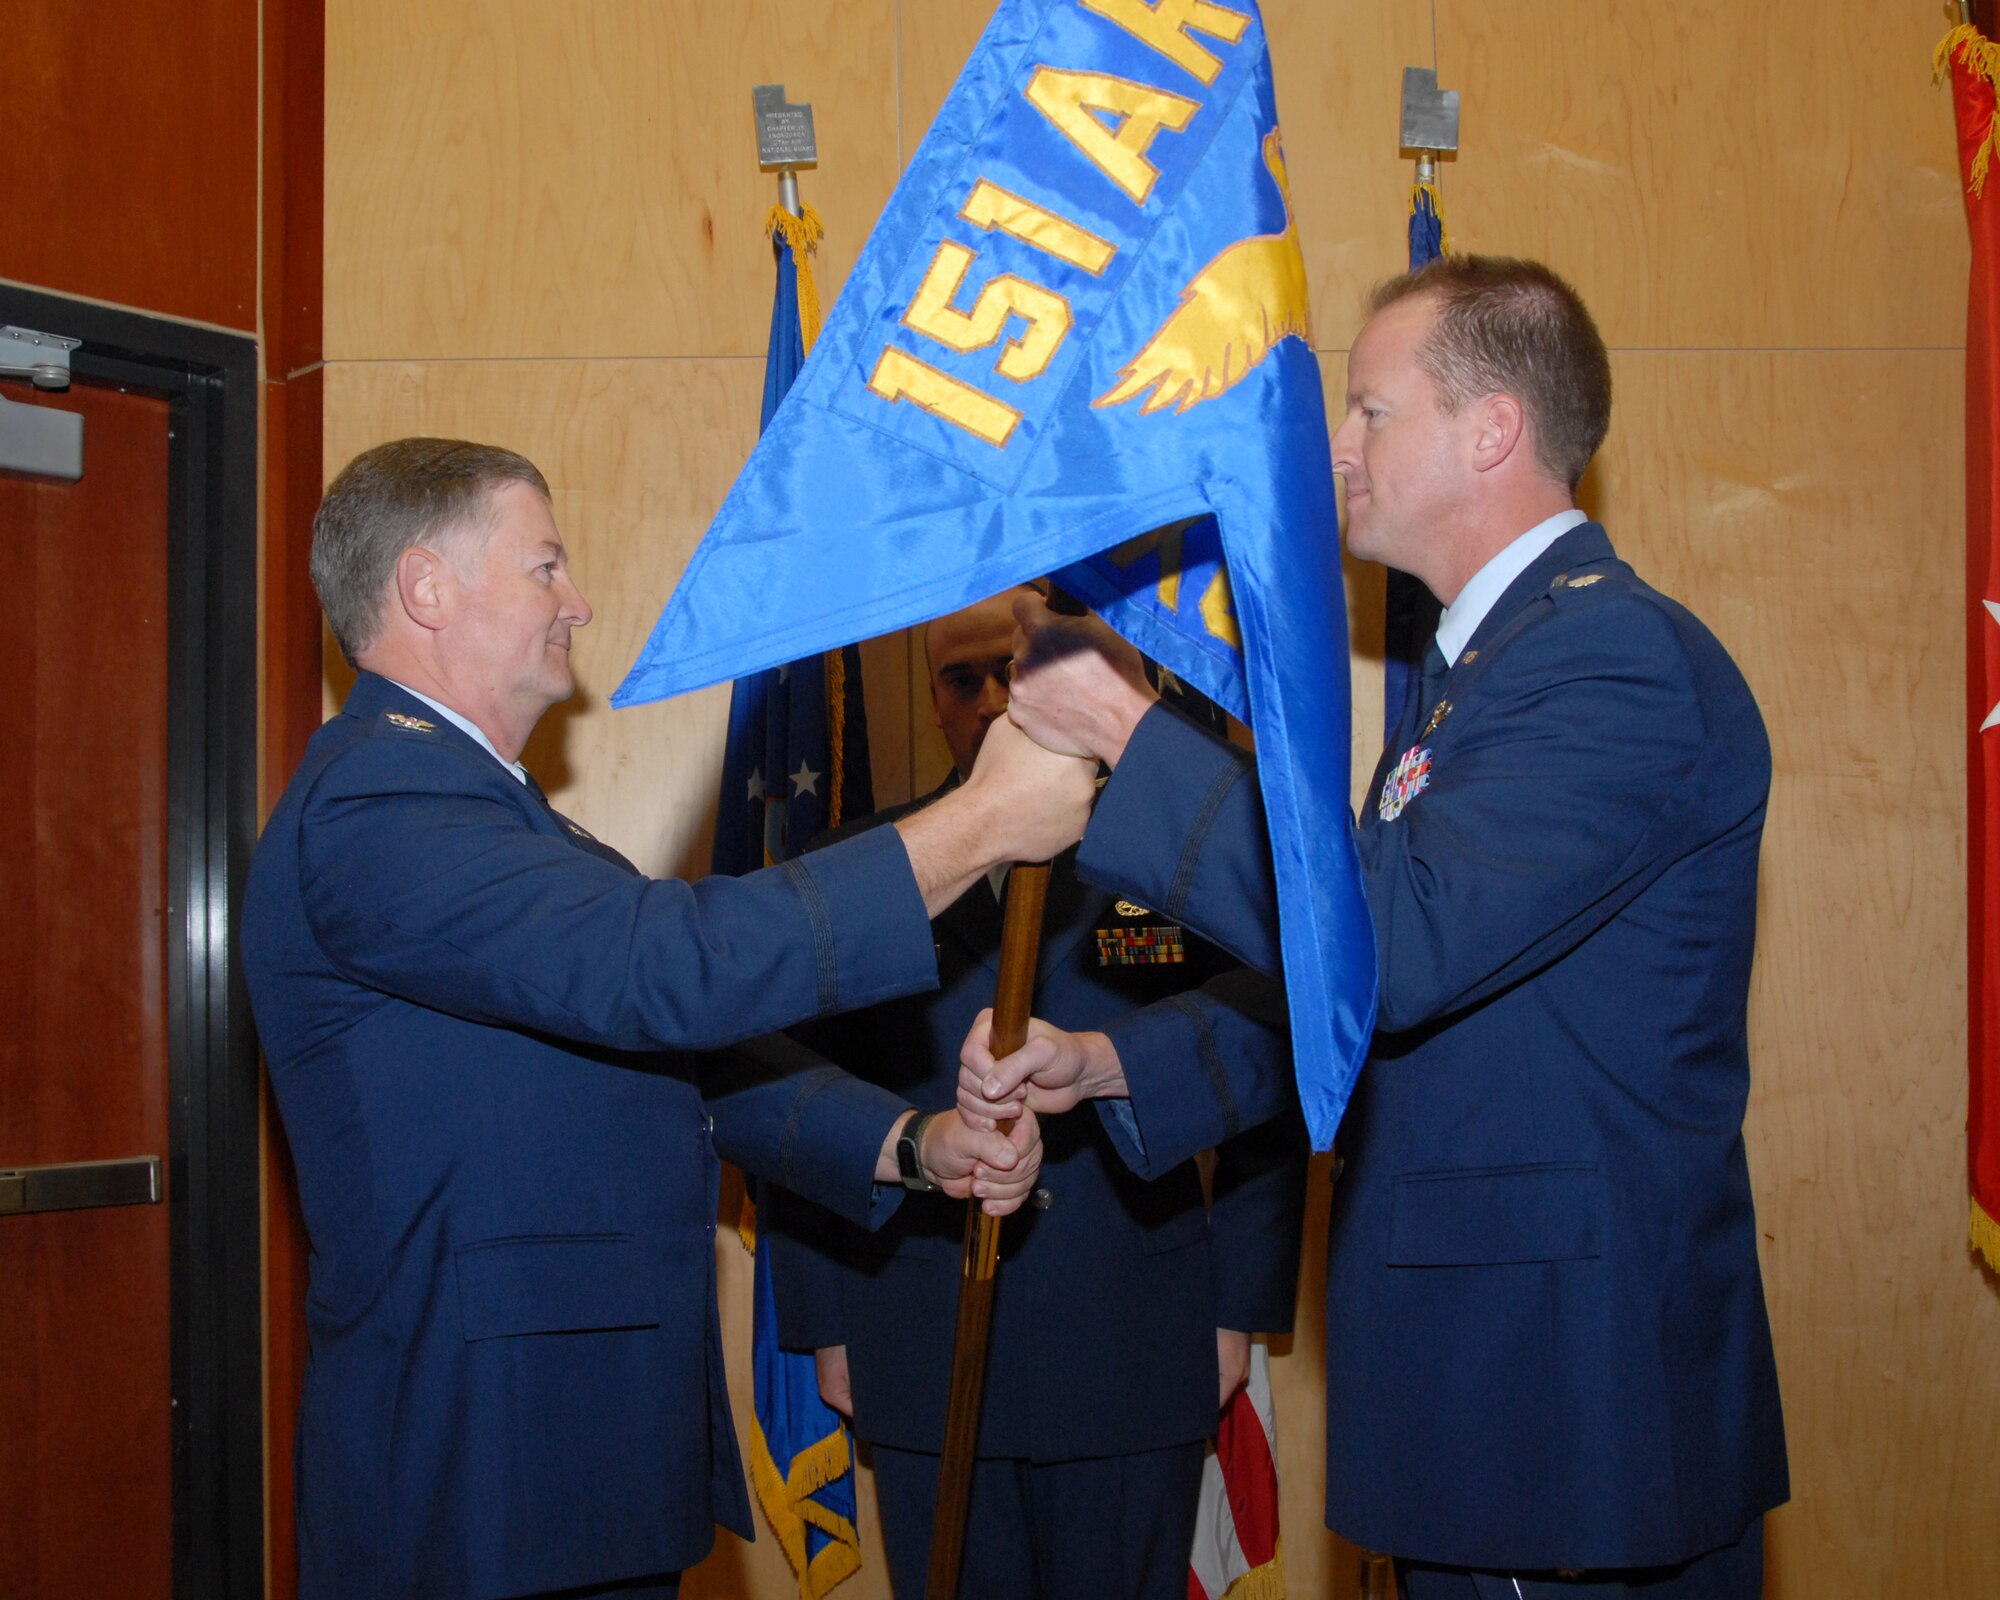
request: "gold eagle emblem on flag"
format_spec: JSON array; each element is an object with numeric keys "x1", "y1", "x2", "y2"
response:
[{"x1": 1094, "y1": 127, "x2": 1312, "y2": 415}]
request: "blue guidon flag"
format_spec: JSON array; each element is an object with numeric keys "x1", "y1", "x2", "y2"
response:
[{"x1": 616, "y1": 0, "x2": 1377, "y2": 1148}]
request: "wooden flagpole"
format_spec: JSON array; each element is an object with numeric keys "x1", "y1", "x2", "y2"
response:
[{"x1": 924, "y1": 856, "x2": 1052, "y2": 1599}]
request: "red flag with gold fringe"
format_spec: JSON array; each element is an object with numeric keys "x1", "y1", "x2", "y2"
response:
[{"x1": 1940, "y1": 16, "x2": 2000, "y2": 1270}]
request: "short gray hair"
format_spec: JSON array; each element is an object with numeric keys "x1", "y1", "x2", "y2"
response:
[{"x1": 311, "y1": 438, "x2": 550, "y2": 665}]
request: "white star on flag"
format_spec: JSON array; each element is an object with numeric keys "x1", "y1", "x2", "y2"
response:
[
  {"x1": 790, "y1": 760, "x2": 821, "y2": 797},
  {"x1": 1985, "y1": 602, "x2": 2000, "y2": 732},
  {"x1": 746, "y1": 768, "x2": 767, "y2": 802}
]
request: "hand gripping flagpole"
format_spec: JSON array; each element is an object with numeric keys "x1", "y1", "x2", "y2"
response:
[
  {"x1": 925, "y1": 857, "x2": 1051, "y2": 1600},
  {"x1": 925, "y1": 587, "x2": 1083, "y2": 1599}
]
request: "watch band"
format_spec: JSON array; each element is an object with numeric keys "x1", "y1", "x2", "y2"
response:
[{"x1": 897, "y1": 1109, "x2": 939, "y2": 1192}]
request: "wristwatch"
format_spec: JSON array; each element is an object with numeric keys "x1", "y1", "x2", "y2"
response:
[{"x1": 896, "y1": 1110, "x2": 939, "y2": 1192}]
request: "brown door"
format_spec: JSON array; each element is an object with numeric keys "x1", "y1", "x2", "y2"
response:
[{"x1": 0, "y1": 377, "x2": 175, "y2": 1597}]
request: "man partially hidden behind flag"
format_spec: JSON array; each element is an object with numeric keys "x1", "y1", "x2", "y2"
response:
[
  {"x1": 717, "y1": 201, "x2": 873, "y2": 1599},
  {"x1": 759, "y1": 587, "x2": 1305, "y2": 1600}
]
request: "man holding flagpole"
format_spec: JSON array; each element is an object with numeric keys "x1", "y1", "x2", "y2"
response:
[
  {"x1": 971, "y1": 256, "x2": 1789, "y2": 1599},
  {"x1": 245, "y1": 437, "x2": 1097, "y2": 1600}
]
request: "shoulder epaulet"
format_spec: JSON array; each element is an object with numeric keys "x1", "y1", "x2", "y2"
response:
[{"x1": 1547, "y1": 568, "x2": 1617, "y2": 600}]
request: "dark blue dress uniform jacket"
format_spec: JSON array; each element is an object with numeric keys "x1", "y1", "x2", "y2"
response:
[
  {"x1": 244, "y1": 673, "x2": 944, "y2": 1600},
  {"x1": 1075, "y1": 526, "x2": 1789, "y2": 1572},
  {"x1": 765, "y1": 795, "x2": 1305, "y2": 1462}
]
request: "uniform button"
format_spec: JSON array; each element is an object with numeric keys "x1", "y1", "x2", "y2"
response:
[{"x1": 1031, "y1": 1188, "x2": 1054, "y2": 1211}]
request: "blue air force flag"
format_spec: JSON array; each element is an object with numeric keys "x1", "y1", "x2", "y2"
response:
[{"x1": 615, "y1": 0, "x2": 1376, "y2": 1147}]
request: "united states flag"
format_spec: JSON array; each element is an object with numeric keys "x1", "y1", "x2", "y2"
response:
[{"x1": 1187, "y1": 1342, "x2": 1282, "y2": 1600}]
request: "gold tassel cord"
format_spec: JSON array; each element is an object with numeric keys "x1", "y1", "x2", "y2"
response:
[
  {"x1": 767, "y1": 202, "x2": 827, "y2": 355},
  {"x1": 763, "y1": 203, "x2": 850, "y2": 824},
  {"x1": 1938, "y1": 23, "x2": 2000, "y2": 195},
  {"x1": 1410, "y1": 178, "x2": 1451, "y2": 258}
]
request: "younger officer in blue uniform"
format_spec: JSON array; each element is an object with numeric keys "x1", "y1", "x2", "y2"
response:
[
  {"x1": 765, "y1": 588, "x2": 1304, "y2": 1600},
  {"x1": 975, "y1": 260, "x2": 1787, "y2": 1600},
  {"x1": 245, "y1": 441, "x2": 1096, "y2": 1600}
]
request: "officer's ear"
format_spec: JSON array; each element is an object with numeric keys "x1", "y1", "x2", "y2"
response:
[
  {"x1": 1468, "y1": 392, "x2": 1529, "y2": 476},
  {"x1": 394, "y1": 545, "x2": 456, "y2": 634}
]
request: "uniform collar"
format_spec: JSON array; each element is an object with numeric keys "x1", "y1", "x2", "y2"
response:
[
  {"x1": 344, "y1": 671, "x2": 532, "y2": 786},
  {"x1": 1435, "y1": 509, "x2": 1589, "y2": 666},
  {"x1": 384, "y1": 679, "x2": 530, "y2": 786}
]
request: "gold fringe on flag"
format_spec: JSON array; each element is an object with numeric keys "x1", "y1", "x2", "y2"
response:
[
  {"x1": 767, "y1": 203, "x2": 827, "y2": 355},
  {"x1": 1974, "y1": 1197, "x2": 2000, "y2": 1274},
  {"x1": 748, "y1": 1409, "x2": 864, "y2": 1600},
  {"x1": 1218, "y1": 1536, "x2": 1287, "y2": 1600},
  {"x1": 1938, "y1": 22, "x2": 2000, "y2": 195}
]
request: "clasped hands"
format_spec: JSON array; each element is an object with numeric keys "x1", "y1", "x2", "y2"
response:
[
  {"x1": 891, "y1": 1104, "x2": 1045, "y2": 1215},
  {"x1": 956, "y1": 591, "x2": 1155, "y2": 1130}
]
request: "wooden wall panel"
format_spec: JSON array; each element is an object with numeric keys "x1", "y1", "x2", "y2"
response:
[
  {"x1": 1437, "y1": 2, "x2": 1967, "y2": 350},
  {"x1": 1262, "y1": 0, "x2": 1441, "y2": 345},
  {"x1": 325, "y1": 0, "x2": 901, "y2": 361},
  {"x1": 898, "y1": 0, "x2": 1003, "y2": 157},
  {"x1": 1, "y1": 0, "x2": 259, "y2": 330},
  {"x1": 1592, "y1": 349, "x2": 1996, "y2": 1594},
  {"x1": 323, "y1": 358, "x2": 770, "y2": 874}
]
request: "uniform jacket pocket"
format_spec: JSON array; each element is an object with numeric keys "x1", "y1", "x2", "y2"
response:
[
  {"x1": 455, "y1": 1233, "x2": 661, "y2": 1341},
  {"x1": 1386, "y1": 1163, "x2": 1604, "y2": 1266}
]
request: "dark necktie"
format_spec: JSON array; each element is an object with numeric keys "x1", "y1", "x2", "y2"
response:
[{"x1": 1415, "y1": 639, "x2": 1449, "y2": 729}]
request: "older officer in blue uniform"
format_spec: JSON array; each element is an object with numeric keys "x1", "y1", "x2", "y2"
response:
[
  {"x1": 764, "y1": 588, "x2": 1304, "y2": 1600},
  {"x1": 969, "y1": 259, "x2": 1788, "y2": 1599},
  {"x1": 245, "y1": 439, "x2": 1096, "y2": 1600}
]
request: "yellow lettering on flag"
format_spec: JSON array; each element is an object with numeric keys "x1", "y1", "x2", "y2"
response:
[
  {"x1": 1081, "y1": 0, "x2": 1250, "y2": 87},
  {"x1": 902, "y1": 242, "x2": 1073, "y2": 382},
  {"x1": 960, "y1": 181, "x2": 1117, "y2": 276},
  {"x1": 1024, "y1": 68, "x2": 1200, "y2": 206},
  {"x1": 867, "y1": 348, "x2": 1023, "y2": 447},
  {"x1": 1109, "y1": 521, "x2": 1241, "y2": 648},
  {"x1": 1198, "y1": 565, "x2": 1240, "y2": 649}
]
